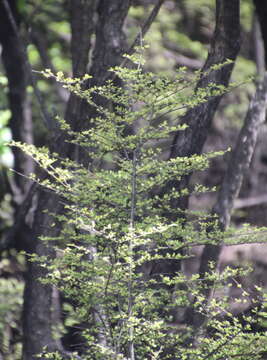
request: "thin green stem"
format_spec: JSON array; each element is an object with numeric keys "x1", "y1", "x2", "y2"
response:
[{"x1": 128, "y1": 149, "x2": 137, "y2": 360}]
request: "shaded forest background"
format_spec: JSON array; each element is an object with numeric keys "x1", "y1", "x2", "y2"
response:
[{"x1": 1, "y1": 0, "x2": 267, "y2": 359}]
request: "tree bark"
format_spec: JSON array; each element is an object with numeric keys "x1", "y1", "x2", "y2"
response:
[
  {"x1": 90, "y1": 0, "x2": 131, "y2": 83},
  {"x1": 0, "y1": 0, "x2": 34, "y2": 199},
  {"x1": 252, "y1": 15, "x2": 265, "y2": 77},
  {"x1": 22, "y1": 191, "x2": 61, "y2": 359},
  {"x1": 70, "y1": 0, "x2": 97, "y2": 77}
]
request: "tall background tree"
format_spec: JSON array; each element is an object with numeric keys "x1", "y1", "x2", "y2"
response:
[{"x1": 0, "y1": 0, "x2": 267, "y2": 359}]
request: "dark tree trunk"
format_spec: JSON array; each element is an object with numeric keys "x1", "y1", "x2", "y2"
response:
[
  {"x1": 0, "y1": 0, "x2": 34, "y2": 200},
  {"x1": 90, "y1": 0, "x2": 131, "y2": 82},
  {"x1": 70, "y1": 0, "x2": 97, "y2": 77},
  {"x1": 22, "y1": 191, "x2": 61, "y2": 359},
  {"x1": 170, "y1": 0, "x2": 240, "y2": 176},
  {"x1": 151, "y1": 0, "x2": 240, "y2": 279}
]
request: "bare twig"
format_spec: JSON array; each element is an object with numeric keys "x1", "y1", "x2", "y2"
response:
[
  {"x1": 30, "y1": 29, "x2": 69, "y2": 103},
  {"x1": 125, "y1": 0, "x2": 165, "y2": 57},
  {"x1": 113, "y1": 0, "x2": 166, "y2": 74},
  {"x1": 163, "y1": 50, "x2": 204, "y2": 70},
  {"x1": 128, "y1": 149, "x2": 138, "y2": 360}
]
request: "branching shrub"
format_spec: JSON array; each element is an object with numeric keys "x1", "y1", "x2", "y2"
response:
[{"x1": 14, "y1": 53, "x2": 267, "y2": 360}]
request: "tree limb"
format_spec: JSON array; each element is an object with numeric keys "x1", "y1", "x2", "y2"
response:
[
  {"x1": 234, "y1": 194, "x2": 267, "y2": 209},
  {"x1": 31, "y1": 28, "x2": 69, "y2": 103},
  {"x1": 121, "y1": 0, "x2": 166, "y2": 65}
]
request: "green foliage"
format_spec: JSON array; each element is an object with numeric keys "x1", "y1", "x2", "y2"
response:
[
  {"x1": 15, "y1": 55, "x2": 267, "y2": 359},
  {"x1": 0, "y1": 256, "x2": 24, "y2": 360}
]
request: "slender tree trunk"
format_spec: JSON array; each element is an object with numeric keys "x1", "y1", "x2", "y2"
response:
[
  {"x1": 253, "y1": 0, "x2": 267, "y2": 68},
  {"x1": 252, "y1": 15, "x2": 265, "y2": 77}
]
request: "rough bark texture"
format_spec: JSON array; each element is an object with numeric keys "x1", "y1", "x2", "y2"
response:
[
  {"x1": 0, "y1": 0, "x2": 34, "y2": 198},
  {"x1": 90, "y1": 0, "x2": 131, "y2": 82},
  {"x1": 22, "y1": 0, "x2": 99, "y2": 354},
  {"x1": 70, "y1": 0, "x2": 97, "y2": 77},
  {"x1": 64, "y1": 0, "x2": 98, "y2": 160},
  {"x1": 22, "y1": 192, "x2": 61, "y2": 359},
  {"x1": 64, "y1": 0, "x2": 132, "y2": 133}
]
